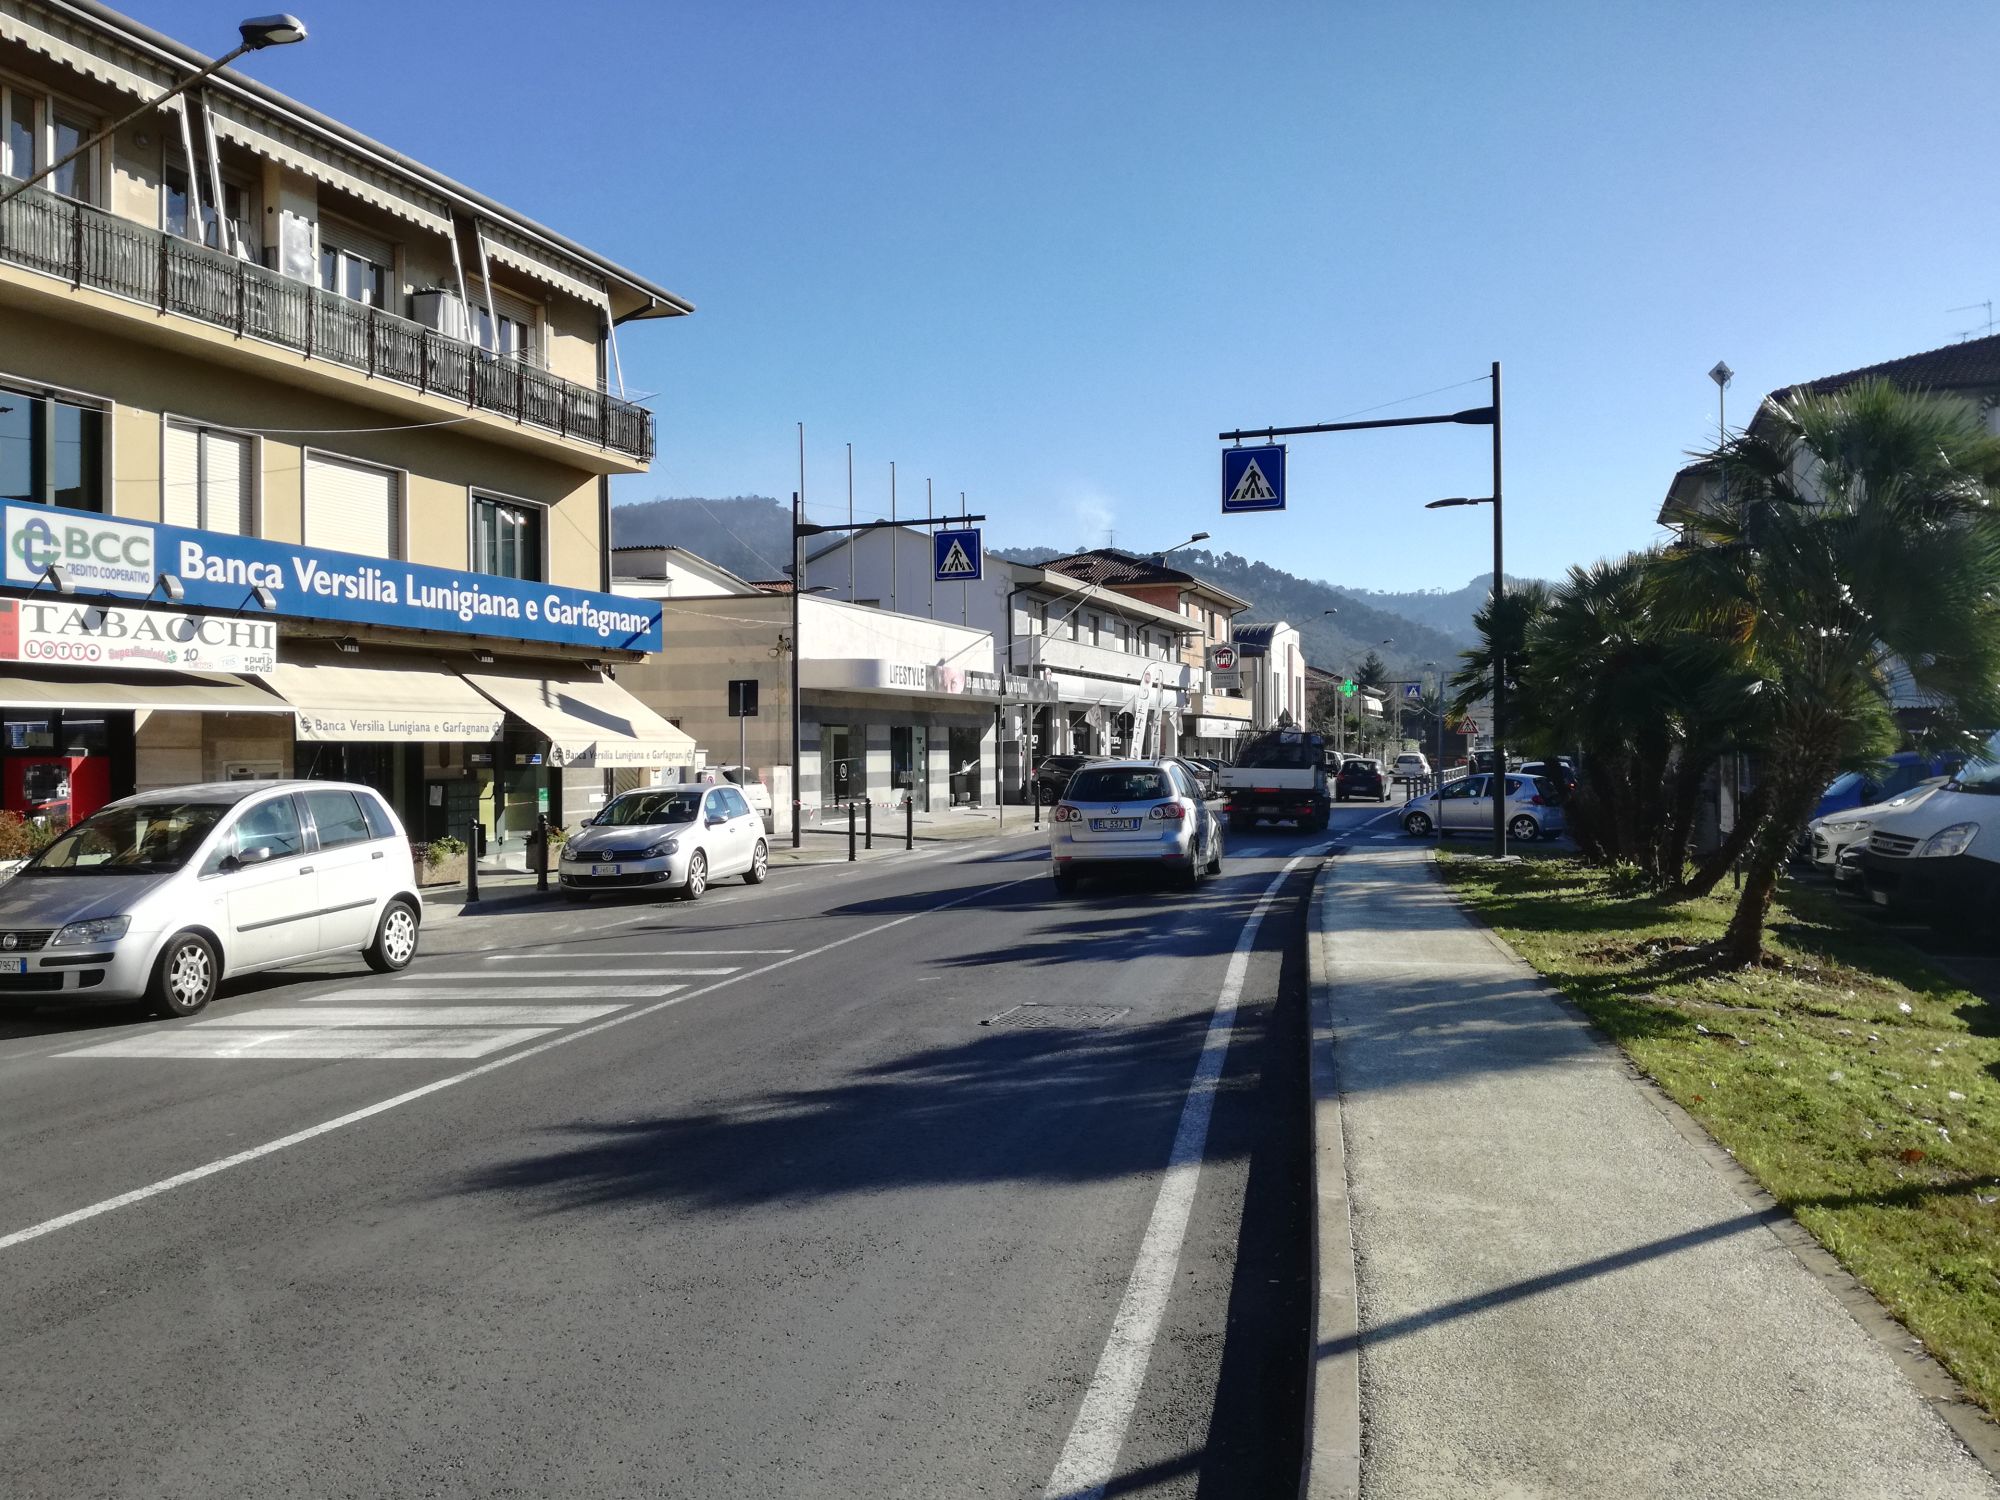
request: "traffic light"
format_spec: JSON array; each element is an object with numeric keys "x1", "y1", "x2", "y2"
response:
[{"x1": 1341, "y1": 678, "x2": 1357, "y2": 698}]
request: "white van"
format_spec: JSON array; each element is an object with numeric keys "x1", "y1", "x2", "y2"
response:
[{"x1": 1858, "y1": 733, "x2": 2000, "y2": 924}]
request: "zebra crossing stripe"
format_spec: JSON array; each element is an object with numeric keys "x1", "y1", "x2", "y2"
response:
[
  {"x1": 412, "y1": 968, "x2": 739, "y2": 979},
  {"x1": 190, "y1": 1005, "x2": 627, "y2": 1028},
  {"x1": 300, "y1": 985, "x2": 683, "y2": 1001},
  {"x1": 62, "y1": 1027, "x2": 564, "y2": 1061},
  {"x1": 479, "y1": 949, "x2": 791, "y2": 960}
]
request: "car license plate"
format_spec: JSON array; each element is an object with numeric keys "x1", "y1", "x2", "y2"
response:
[
  {"x1": 5, "y1": 958, "x2": 22, "y2": 974},
  {"x1": 591, "y1": 863, "x2": 622, "y2": 877},
  {"x1": 1091, "y1": 817, "x2": 1140, "y2": 832}
]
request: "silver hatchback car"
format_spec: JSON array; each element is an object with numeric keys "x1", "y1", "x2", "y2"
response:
[
  {"x1": 1049, "y1": 758, "x2": 1223, "y2": 894},
  {"x1": 0, "y1": 780, "x2": 422, "y2": 1017}
]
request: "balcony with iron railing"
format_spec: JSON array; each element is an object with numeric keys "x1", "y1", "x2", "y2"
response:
[{"x1": 0, "y1": 177, "x2": 654, "y2": 465}]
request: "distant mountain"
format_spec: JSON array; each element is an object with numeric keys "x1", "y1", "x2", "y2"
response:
[
  {"x1": 610, "y1": 496, "x2": 793, "y2": 582},
  {"x1": 609, "y1": 500, "x2": 1528, "y2": 679}
]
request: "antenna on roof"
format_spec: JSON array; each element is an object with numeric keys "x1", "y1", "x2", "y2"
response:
[{"x1": 1948, "y1": 300, "x2": 1995, "y2": 341}]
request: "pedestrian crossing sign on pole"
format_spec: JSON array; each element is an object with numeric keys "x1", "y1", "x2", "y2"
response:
[
  {"x1": 934, "y1": 527, "x2": 983, "y2": 582},
  {"x1": 1221, "y1": 444, "x2": 1286, "y2": 513},
  {"x1": 1405, "y1": 683, "x2": 1422, "y2": 699}
]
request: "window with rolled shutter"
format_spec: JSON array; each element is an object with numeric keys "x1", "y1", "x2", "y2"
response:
[
  {"x1": 304, "y1": 452, "x2": 400, "y2": 558},
  {"x1": 163, "y1": 421, "x2": 251, "y2": 534}
]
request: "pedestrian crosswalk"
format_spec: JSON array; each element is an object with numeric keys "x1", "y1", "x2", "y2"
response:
[{"x1": 58, "y1": 957, "x2": 751, "y2": 1062}]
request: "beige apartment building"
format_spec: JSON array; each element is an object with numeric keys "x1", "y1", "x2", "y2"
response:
[{"x1": 0, "y1": 1, "x2": 691, "y2": 857}]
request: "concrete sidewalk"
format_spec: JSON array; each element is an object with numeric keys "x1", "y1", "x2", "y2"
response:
[{"x1": 1304, "y1": 840, "x2": 1998, "y2": 1499}]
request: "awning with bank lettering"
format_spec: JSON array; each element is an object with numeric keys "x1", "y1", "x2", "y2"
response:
[
  {"x1": 0, "y1": 669, "x2": 290, "y2": 714},
  {"x1": 264, "y1": 651, "x2": 505, "y2": 742},
  {"x1": 461, "y1": 665, "x2": 696, "y2": 768}
]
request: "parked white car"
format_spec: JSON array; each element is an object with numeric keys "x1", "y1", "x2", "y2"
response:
[
  {"x1": 560, "y1": 783, "x2": 768, "y2": 900},
  {"x1": 1859, "y1": 734, "x2": 2000, "y2": 922},
  {"x1": 1391, "y1": 752, "x2": 1431, "y2": 783},
  {"x1": 1806, "y1": 777, "x2": 1949, "y2": 876},
  {"x1": 1401, "y1": 772, "x2": 1563, "y2": 842},
  {"x1": 1051, "y1": 759, "x2": 1222, "y2": 893},
  {"x1": 0, "y1": 780, "x2": 420, "y2": 1018},
  {"x1": 707, "y1": 765, "x2": 775, "y2": 833}
]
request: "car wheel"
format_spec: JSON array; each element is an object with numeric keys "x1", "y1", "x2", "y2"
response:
[
  {"x1": 744, "y1": 839, "x2": 769, "y2": 884},
  {"x1": 682, "y1": 851, "x2": 708, "y2": 901},
  {"x1": 364, "y1": 898, "x2": 419, "y2": 973},
  {"x1": 150, "y1": 931, "x2": 218, "y2": 1018},
  {"x1": 1508, "y1": 813, "x2": 1540, "y2": 843},
  {"x1": 1208, "y1": 828, "x2": 1225, "y2": 873},
  {"x1": 1403, "y1": 811, "x2": 1434, "y2": 838}
]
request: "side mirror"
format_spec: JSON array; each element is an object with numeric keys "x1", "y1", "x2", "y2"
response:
[
  {"x1": 225, "y1": 844, "x2": 275, "y2": 870},
  {"x1": 706, "y1": 815, "x2": 727, "y2": 828}
]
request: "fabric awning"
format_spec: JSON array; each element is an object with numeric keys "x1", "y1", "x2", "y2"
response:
[
  {"x1": 462, "y1": 665, "x2": 696, "y2": 768},
  {"x1": 0, "y1": 669, "x2": 289, "y2": 714},
  {"x1": 263, "y1": 652, "x2": 505, "y2": 743}
]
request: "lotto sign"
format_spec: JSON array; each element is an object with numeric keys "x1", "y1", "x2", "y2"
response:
[
  {"x1": 1221, "y1": 444, "x2": 1285, "y2": 513},
  {"x1": 0, "y1": 598, "x2": 278, "y2": 674}
]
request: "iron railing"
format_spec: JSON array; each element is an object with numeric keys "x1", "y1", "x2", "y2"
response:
[{"x1": 0, "y1": 178, "x2": 654, "y2": 463}]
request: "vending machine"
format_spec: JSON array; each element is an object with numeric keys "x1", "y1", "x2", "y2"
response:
[{"x1": 3, "y1": 754, "x2": 111, "y2": 830}]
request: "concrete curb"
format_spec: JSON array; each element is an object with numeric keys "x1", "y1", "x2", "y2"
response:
[
  {"x1": 1301, "y1": 858, "x2": 1361, "y2": 1500},
  {"x1": 1426, "y1": 849, "x2": 2000, "y2": 1482}
]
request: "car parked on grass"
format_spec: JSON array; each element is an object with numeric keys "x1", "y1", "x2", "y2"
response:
[
  {"x1": 1335, "y1": 758, "x2": 1388, "y2": 802},
  {"x1": 560, "y1": 784, "x2": 768, "y2": 901},
  {"x1": 1025, "y1": 753, "x2": 1099, "y2": 806},
  {"x1": 1050, "y1": 759, "x2": 1222, "y2": 893},
  {"x1": 1401, "y1": 773, "x2": 1564, "y2": 842},
  {"x1": 0, "y1": 780, "x2": 420, "y2": 1018}
]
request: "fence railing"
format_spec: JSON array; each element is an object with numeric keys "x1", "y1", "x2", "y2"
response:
[{"x1": 0, "y1": 178, "x2": 654, "y2": 464}]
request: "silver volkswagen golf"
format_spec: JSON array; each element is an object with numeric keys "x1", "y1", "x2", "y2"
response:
[{"x1": 0, "y1": 780, "x2": 422, "y2": 1018}]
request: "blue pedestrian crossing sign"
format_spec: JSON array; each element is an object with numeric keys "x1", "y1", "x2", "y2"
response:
[
  {"x1": 1222, "y1": 444, "x2": 1286, "y2": 513},
  {"x1": 1404, "y1": 683, "x2": 1422, "y2": 699},
  {"x1": 934, "y1": 527, "x2": 983, "y2": 582}
]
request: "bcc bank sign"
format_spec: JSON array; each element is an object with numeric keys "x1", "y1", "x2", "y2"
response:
[{"x1": 5, "y1": 509, "x2": 153, "y2": 594}]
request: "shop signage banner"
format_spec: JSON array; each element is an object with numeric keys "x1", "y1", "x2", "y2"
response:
[
  {"x1": 2, "y1": 502, "x2": 663, "y2": 653},
  {"x1": 0, "y1": 598, "x2": 277, "y2": 675}
]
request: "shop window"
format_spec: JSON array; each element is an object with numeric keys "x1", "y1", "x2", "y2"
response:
[
  {"x1": 0, "y1": 383, "x2": 106, "y2": 510},
  {"x1": 472, "y1": 494, "x2": 543, "y2": 581},
  {"x1": 163, "y1": 421, "x2": 252, "y2": 533}
]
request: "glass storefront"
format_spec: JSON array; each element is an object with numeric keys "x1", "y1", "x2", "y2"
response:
[
  {"x1": 890, "y1": 724, "x2": 928, "y2": 811},
  {"x1": 821, "y1": 723, "x2": 862, "y2": 806}
]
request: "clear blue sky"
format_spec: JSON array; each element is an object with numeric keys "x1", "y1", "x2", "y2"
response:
[{"x1": 136, "y1": 0, "x2": 2000, "y2": 590}]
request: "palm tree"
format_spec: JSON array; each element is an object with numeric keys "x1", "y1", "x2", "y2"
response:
[
  {"x1": 1658, "y1": 379, "x2": 2000, "y2": 962},
  {"x1": 1449, "y1": 580, "x2": 1551, "y2": 745}
]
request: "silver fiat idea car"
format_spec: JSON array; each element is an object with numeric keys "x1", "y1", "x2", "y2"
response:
[{"x1": 0, "y1": 780, "x2": 421, "y2": 1017}]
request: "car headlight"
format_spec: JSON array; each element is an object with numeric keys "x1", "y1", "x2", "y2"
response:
[
  {"x1": 1916, "y1": 822, "x2": 1979, "y2": 858},
  {"x1": 52, "y1": 916, "x2": 131, "y2": 947},
  {"x1": 645, "y1": 837, "x2": 679, "y2": 859},
  {"x1": 1820, "y1": 818, "x2": 1867, "y2": 835}
]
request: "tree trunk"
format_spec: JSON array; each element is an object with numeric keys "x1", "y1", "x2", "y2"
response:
[
  {"x1": 1718, "y1": 762, "x2": 1824, "y2": 964},
  {"x1": 1682, "y1": 776, "x2": 1769, "y2": 898}
]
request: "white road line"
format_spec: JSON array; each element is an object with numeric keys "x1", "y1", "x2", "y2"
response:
[
  {"x1": 476, "y1": 949, "x2": 790, "y2": 960},
  {"x1": 184, "y1": 1005, "x2": 629, "y2": 1028},
  {"x1": 1042, "y1": 854, "x2": 1311, "y2": 1500},
  {"x1": 0, "y1": 870, "x2": 1044, "y2": 1254},
  {"x1": 63, "y1": 1027, "x2": 559, "y2": 1062},
  {"x1": 298, "y1": 985, "x2": 686, "y2": 1001},
  {"x1": 411, "y1": 969, "x2": 738, "y2": 979}
]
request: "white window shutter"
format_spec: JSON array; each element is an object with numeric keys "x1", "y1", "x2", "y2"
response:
[
  {"x1": 304, "y1": 452, "x2": 399, "y2": 558},
  {"x1": 162, "y1": 421, "x2": 200, "y2": 529},
  {"x1": 201, "y1": 430, "x2": 249, "y2": 534}
]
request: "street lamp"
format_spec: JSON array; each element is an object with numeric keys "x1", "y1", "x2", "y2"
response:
[
  {"x1": 1424, "y1": 476, "x2": 1507, "y2": 856},
  {"x1": 0, "y1": 15, "x2": 308, "y2": 210}
]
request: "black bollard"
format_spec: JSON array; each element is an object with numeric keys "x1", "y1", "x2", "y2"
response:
[
  {"x1": 848, "y1": 801, "x2": 857, "y2": 861},
  {"x1": 905, "y1": 793, "x2": 914, "y2": 850},
  {"x1": 865, "y1": 798, "x2": 873, "y2": 851},
  {"x1": 1033, "y1": 777, "x2": 1041, "y2": 830},
  {"x1": 466, "y1": 813, "x2": 480, "y2": 903}
]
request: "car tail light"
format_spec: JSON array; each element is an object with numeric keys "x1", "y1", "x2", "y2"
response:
[
  {"x1": 1054, "y1": 803, "x2": 1082, "y2": 823},
  {"x1": 1149, "y1": 802, "x2": 1186, "y2": 821},
  {"x1": 1530, "y1": 794, "x2": 1545, "y2": 807}
]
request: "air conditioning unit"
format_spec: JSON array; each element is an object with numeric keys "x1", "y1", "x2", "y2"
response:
[{"x1": 410, "y1": 289, "x2": 471, "y2": 340}]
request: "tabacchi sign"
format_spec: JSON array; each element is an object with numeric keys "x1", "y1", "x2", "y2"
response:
[{"x1": 0, "y1": 599, "x2": 278, "y2": 675}]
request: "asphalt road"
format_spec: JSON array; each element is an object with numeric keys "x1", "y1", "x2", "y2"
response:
[{"x1": 0, "y1": 803, "x2": 1387, "y2": 1499}]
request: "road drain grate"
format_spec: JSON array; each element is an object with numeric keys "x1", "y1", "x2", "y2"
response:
[{"x1": 982, "y1": 1003, "x2": 1131, "y2": 1030}]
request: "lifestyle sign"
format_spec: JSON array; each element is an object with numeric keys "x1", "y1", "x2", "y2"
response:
[{"x1": 2, "y1": 502, "x2": 662, "y2": 653}]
